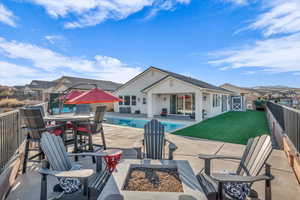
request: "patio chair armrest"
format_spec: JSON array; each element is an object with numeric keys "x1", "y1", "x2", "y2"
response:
[
  {"x1": 68, "y1": 149, "x2": 122, "y2": 157},
  {"x1": 211, "y1": 173, "x2": 273, "y2": 183},
  {"x1": 198, "y1": 154, "x2": 242, "y2": 175},
  {"x1": 198, "y1": 154, "x2": 242, "y2": 160},
  {"x1": 38, "y1": 168, "x2": 94, "y2": 178},
  {"x1": 165, "y1": 139, "x2": 177, "y2": 160}
]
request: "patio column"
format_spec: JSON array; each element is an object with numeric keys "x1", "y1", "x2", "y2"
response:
[
  {"x1": 147, "y1": 93, "x2": 154, "y2": 118},
  {"x1": 195, "y1": 91, "x2": 203, "y2": 122}
]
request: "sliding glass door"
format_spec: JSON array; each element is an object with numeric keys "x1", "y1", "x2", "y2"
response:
[{"x1": 169, "y1": 93, "x2": 195, "y2": 115}]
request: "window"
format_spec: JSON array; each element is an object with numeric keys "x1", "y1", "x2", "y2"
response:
[
  {"x1": 119, "y1": 96, "x2": 123, "y2": 105},
  {"x1": 213, "y1": 94, "x2": 220, "y2": 107},
  {"x1": 132, "y1": 96, "x2": 136, "y2": 105},
  {"x1": 143, "y1": 97, "x2": 147, "y2": 104},
  {"x1": 124, "y1": 96, "x2": 130, "y2": 105}
]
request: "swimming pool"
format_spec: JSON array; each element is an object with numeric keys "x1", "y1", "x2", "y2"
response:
[{"x1": 105, "y1": 117, "x2": 186, "y2": 132}]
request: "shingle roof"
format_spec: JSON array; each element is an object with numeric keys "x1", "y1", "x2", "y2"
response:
[
  {"x1": 56, "y1": 76, "x2": 122, "y2": 91},
  {"x1": 220, "y1": 83, "x2": 266, "y2": 95},
  {"x1": 29, "y1": 80, "x2": 57, "y2": 89},
  {"x1": 141, "y1": 67, "x2": 232, "y2": 93}
]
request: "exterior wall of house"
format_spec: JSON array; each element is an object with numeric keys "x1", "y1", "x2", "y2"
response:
[
  {"x1": 204, "y1": 92, "x2": 230, "y2": 118},
  {"x1": 113, "y1": 68, "x2": 167, "y2": 114},
  {"x1": 144, "y1": 77, "x2": 203, "y2": 121},
  {"x1": 153, "y1": 94, "x2": 170, "y2": 115},
  {"x1": 202, "y1": 93, "x2": 211, "y2": 114}
]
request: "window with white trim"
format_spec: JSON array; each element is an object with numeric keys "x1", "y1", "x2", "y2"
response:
[
  {"x1": 124, "y1": 96, "x2": 130, "y2": 105},
  {"x1": 131, "y1": 96, "x2": 136, "y2": 105}
]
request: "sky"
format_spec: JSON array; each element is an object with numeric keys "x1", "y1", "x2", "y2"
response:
[{"x1": 0, "y1": 0, "x2": 299, "y2": 87}]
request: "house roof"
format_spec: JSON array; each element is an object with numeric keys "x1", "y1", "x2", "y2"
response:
[
  {"x1": 220, "y1": 83, "x2": 265, "y2": 95},
  {"x1": 29, "y1": 80, "x2": 57, "y2": 89},
  {"x1": 54, "y1": 76, "x2": 122, "y2": 91},
  {"x1": 140, "y1": 67, "x2": 233, "y2": 93}
]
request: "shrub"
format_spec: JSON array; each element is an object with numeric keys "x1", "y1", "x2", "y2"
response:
[{"x1": 0, "y1": 98, "x2": 25, "y2": 108}]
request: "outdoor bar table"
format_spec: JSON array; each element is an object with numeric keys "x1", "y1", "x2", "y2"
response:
[{"x1": 44, "y1": 113, "x2": 94, "y2": 161}]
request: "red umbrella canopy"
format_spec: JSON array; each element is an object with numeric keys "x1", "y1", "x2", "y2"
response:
[
  {"x1": 65, "y1": 88, "x2": 122, "y2": 104},
  {"x1": 59, "y1": 90, "x2": 83, "y2": 101}
]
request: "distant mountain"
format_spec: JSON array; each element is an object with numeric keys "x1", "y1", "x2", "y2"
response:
[
  {"x1": 251, "y1": 85, "x2": 300, "y2": 95},
  {"x1": 253, "y1": 85, "x2": 294, "y2": 90}
]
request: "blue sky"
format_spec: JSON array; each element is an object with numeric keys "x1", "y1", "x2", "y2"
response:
[{"x1": 0, "y1": 0, "x2": 299, "y2": 87}]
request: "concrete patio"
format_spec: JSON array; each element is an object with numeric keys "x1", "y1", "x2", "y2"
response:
[{"x1": 7, "y1": 124, "x2": 300, "y2": 200}]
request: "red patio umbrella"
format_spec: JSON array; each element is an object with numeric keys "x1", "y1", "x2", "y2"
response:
[
  {"x1": 65, "y1": 88, "x2": 122, "y2": 104},
  {"x1": 59, "y1": 90, "x2": 83, "y2": 101}
]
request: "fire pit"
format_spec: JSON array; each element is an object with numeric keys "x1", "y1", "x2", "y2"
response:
[
  {"x1": 98, "y1": 159, "x2": 207, "y2": 200},
  {"x1": 123, "y1": 166, "x2": 183, "y2": 192}
]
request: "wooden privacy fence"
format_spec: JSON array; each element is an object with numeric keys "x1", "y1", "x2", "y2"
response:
[
  {"x1": 266, "y1": 102, "x2": 300, "y2": 152},
  {"x1": 0, "y1": 110, "x2": 24, "y2": 171}
]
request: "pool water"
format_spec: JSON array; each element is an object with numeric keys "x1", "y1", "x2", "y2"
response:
[
  {"x1": 105, "y1": 117, "x2": 186, "y2": 132},
  {"x1": 51, "y1": 107, "x2": 74, "y2": 114}
]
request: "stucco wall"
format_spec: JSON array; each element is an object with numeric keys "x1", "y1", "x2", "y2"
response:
[
  {"x1": 113, "y1": 68, "x2": 167, "y2": 114},
  {"x1": 145, "y1": 77, "x2": 203, "y2": 121},
  {"x1": 153, "y1": 94, "x2": 170, "y2": 115}
]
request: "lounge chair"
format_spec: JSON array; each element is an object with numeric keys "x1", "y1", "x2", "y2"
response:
[
  {"x1": 135, "y1": 119, "x2": 177, "y2": 160},
  {"x1": 39, "y1": 132, "x2": 119, "y2": 200},
  {"x1": 197, "y1": 135, "x2": 273, "y2": 200}
]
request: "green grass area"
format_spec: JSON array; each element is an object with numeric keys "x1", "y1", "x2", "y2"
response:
[{"x1": 173, "y1": 111, "x2": 269, "y2": 145}]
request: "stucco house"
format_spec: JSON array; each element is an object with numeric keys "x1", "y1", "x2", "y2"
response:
[{"x1": 113, "y1": 67, "x2": 233, "y2": 122}]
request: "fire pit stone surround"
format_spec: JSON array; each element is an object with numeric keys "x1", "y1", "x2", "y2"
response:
[{"x1": 98, "y1": 159, "x2": 207, "y2": 200}]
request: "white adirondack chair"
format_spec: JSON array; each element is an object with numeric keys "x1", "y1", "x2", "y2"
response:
[
  {"x1": 39, "y1": 132, "x2": 119, "y2": 200},
  {"x1": 197, "y1": 135, "x2": 273, "y2": 200},
  {"x1": 135, "y1": 119, "x2": 177, "y2": 160}
]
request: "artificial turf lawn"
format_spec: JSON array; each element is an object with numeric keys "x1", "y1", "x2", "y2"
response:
[{"x1": 173, "y1": 111, "x2": 269, "y2": 145}]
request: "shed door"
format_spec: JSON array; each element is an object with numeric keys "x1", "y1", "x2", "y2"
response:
[{"x1": 232, "y1": 96, "x2": 242, "y2": 111}]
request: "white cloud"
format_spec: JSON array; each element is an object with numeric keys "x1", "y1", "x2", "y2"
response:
[
  {"x1": 249, "y1": 0, "x2": 300, "y2": 36},
  {"x1": 210, "y1": 33, "x2": 300, "y2": 73},
  {"x1": 0, "y1": 61, "x2": 43, "y2": 85},
  {"x1": 0, "y1": 37, "x2": 142, "y2": 84},
  {"x1": 0, "y1": 37, "x2": 95, "y2": 72},
  {"x1": 93, "y1": 55, "x2": 142, "y2": 83},
  {"x1": 25, "y1": 0, "x2": 190, "y2": 28},
  {"x1": 145, "y1": 0, "x2": 190, "y2": 19},
  {"x1": 0, "y1": 4, "x2": 16, "y2": 27},
  {"x1": 211, "y1": 0, "x2": 300, "y2": 75},
  {"x1": 223, "y1": 0, "x2": 249, "y2": 5},
  {"x1": 45, "y1": 35, "x2": 65, "y2": 44}
]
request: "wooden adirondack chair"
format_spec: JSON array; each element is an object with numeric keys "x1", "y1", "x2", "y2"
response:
[
  {"x1": 135, "y1": 119, "x2": 177, "y2": 160},
  {"x1": 20, "y1": 108, "x2": 64, "y2": 174},
  {"x1": 39, "y1": 132, "x2": 118, "y2": 200},
  {"x1": 197, "y1": 135, "x2": 273, "y2": 200}
]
